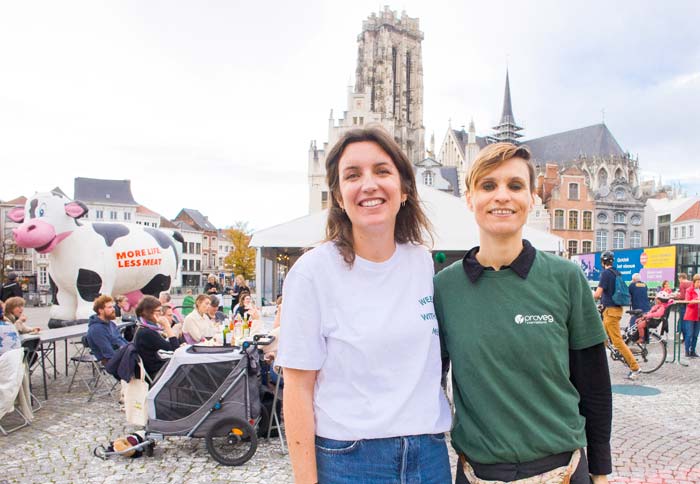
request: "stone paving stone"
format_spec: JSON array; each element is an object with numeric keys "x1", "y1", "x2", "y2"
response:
[{"x1": 3, "y1": 327, "x2": 699, "y2": 483}]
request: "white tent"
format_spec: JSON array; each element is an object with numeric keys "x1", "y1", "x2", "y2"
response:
[
  {"x1": 251, "y1": 184, "x2": 562, "y2": 251},
  {"x1": 250, "y1": 185, "x2": 563, "y2": 302}
]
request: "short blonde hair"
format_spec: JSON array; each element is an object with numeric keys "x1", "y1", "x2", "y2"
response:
[
  {"x1": 4, "y1": 297, "x2": 25, "y2": 315},
  {"x1": 466, "y1": 142, "x2": 535, "y2": 194}
]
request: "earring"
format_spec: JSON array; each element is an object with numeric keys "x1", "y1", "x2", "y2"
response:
[{"x1": 401, "y1": 200, "x2": 406, "y2": 208}]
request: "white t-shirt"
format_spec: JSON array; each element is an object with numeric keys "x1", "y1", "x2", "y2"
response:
[{"x1": 276, "y1": 241, "x2": 451, "y2": 440}]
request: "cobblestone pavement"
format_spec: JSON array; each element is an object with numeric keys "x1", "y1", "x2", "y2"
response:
[{"x1": 2, "y1": 307, "x2": 698, "y2": 483}]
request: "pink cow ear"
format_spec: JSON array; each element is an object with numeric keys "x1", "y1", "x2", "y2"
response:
[
  {"x1": 64, "y1": 201, "x2": 88, "y2": 219},
  {"x1": 7, "y1": 206, "x2": 25, "y2": 223}
]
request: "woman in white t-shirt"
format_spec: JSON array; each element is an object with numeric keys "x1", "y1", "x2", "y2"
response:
[{"x1": 277, "y1": 127, "x2": 452, "y2": 484}]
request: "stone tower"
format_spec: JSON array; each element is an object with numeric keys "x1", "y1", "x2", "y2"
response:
[{"x1": 355, "y1": 7, "x2": 425, "y2": 162}]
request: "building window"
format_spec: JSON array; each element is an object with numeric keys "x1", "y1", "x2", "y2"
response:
[
  {"x1": 196, "y1": 260, "x2": 201, "y2": 272},
  {"x1": 554, "y1": 210, "x2": 565, "y2": 230},
  {"x1": 648, "y1": 229, "x2": 655, "y2": 246},
  {"x1": 182, "y1": 260, "x2": 187, "y2": 271},
  {"x1": 596, "y1": 230, "x2": 608, "y2": 251},
  {"x1": 631, "y1": 231, "x2": 642, "y2": 248},
  {"x1": 613, "y1": 212, "x2": 626, "y2": 224},
  {"x1": 189, "y1": 260, "x2": 195, "y2": 272},
  {"x1": 38, "y1": 266, "x2": 48, "y2": 286},
  {"x1": 423, "y1": 171, "x2": 434, "y2": 186},
  {"x1": 568, "y1": 240, "x2": 578, "y2": 256},
  {"x1": 674, "y1": 227, "x2": 679, "y2": 239},
  {"x1": 568, "y1": 183, "x2": 579, "y2": 200},
  {"x1": 568, "y1": 210, "x2": 579, "y2": 230},
  {"x1": 582, "y1": 241, "x2": 592, "y2": 253},
  {"x1": 96, "y1": 210, "x2": 104, "y2": 219},
  {"x1": 690, "y1": 226, "x2": 695, "y2": 238},
  {"x1": 658, "y1": 214, "x2": 671, "y2": 245},
  {"x1": 196, "y1": 243, "x2": 201, "y2": 254},
  {"x1": 110, "y1": 211, "x2": 117, "y2": 220},
  {"x1": 682, "y1": 226, "x2": 687, "y2": 238},
  {"x1": 321, "y1": 191, "x2": 329, "y2": 210},
  {"x1": 597, "y1": 212, "x2": 608, "y2": 224},
  {"x1": 613, "y1": 230, "x2": 625, "y2": 249},
  {"x1": 630, "y1": 214, "x2": 641, "y2": 225},
  {"x1": 124, "y1": 212, "x2": 131, "y2": 221},
  {"x1": 615, "y1": 188, "x2": 625, "y2": 200},
  {"x1": 582, "y1": 211, "x2": 592, "y2": 230}
]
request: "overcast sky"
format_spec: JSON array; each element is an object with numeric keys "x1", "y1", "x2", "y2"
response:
[{"x1": 1, "y1": 1, "x2": 699, "y2": 230}]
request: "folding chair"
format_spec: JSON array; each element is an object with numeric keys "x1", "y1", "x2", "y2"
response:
[
  {"x1": 66, "y1": 336, "x2": 118, "y2": 402},
  {"x1": 0, "y1": 349, "x2": 32, "y2": 436},
  {"x1": 267, "y1": 365, "x2": 286, "y2": 453}
]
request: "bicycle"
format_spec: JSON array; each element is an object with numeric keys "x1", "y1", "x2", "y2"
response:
[{"x1": 599, "y1": 306, "x2": 667, "y2": 374}]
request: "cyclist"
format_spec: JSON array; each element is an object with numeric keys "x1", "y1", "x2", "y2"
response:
[{"x1": 594, "y1": 251, "x2": 641, "y2": 379}]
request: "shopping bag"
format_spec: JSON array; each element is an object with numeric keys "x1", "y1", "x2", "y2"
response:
[{"x1": 123, "y1": 359, "x2": 148, "y2": 426}]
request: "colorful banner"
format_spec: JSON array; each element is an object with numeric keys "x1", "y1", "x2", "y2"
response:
[{"x1": 571, "y1": 246, "x2": 676, "y2": 289}]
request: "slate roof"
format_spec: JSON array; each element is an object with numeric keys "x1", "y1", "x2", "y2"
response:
[
  {"x1": 439, "y1": 167, "x2": 460, "y2": 197},
  {"x1": 74, "y1": 178, "x2": 138, "y2": 205},
  {"x1": 451, "y1": 129, "x2": 489, "y2": 154},
  {"x1": 177, "y1": 208, "x2": 217, "y2": 231},
  {"x1": 674, "y1": 201, "x2": 700, "y2": 223},
  {"x1": 523, "y1": 123, "x2": 626, "y2": 165}
]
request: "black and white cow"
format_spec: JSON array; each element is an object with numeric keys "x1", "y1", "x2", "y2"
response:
[{"x1": 8, "y1": 191, "x2": 183, "y2": 322}]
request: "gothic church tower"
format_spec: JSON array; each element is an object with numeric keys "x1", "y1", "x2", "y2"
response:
[{"x1": 355, "y1": 7, "x2": 425, "y2": 162}]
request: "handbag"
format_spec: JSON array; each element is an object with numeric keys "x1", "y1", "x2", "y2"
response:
[{"x1": 123, "y1": 359, "x2": 148, "y2": 426}]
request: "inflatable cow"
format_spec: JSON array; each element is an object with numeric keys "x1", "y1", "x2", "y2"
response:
[{"x1": 8, "y1": 191, "x2": 183, "y2": 323}]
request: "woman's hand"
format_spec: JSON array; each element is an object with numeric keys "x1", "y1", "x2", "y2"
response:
[
  {"x1": 32, "y1": 327, "x2": 41, "y2": 333},
  {"x1": 591, "y1": 475, "x2": 608, "y2": 484}
]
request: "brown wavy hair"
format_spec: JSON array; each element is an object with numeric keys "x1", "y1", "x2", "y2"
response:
[{"x1": 325, "y1": 126, "x2": 433, "y2": 265}]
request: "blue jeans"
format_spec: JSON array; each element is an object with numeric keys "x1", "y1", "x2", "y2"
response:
[
  {"x1": 684, "y1": 320, "x2": 700, "y2": 354},
  {"x1": 315, "y1": 433, "x2": 451, "y2": 484}
]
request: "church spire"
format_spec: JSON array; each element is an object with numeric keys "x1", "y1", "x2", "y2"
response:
[{"x1": 489, "y1": 69, "x2": 524, "y2": 144}]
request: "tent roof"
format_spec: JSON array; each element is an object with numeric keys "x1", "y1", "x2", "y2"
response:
[{"x1": 250, "y1": 185, "x2": 563, "y2": 252}]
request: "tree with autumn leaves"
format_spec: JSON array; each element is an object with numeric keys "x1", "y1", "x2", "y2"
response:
[{"x1": 223, "y1": 221, "x2": 256, "y2": 282}]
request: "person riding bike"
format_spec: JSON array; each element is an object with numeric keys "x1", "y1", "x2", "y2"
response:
[{"x1": 594, "y1": 251, "x2": 641, "y2": 380}]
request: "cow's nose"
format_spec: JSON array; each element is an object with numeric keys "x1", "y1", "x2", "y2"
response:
[{"x1": 26, "y1": 224, "x2": 37, "y2": 232}]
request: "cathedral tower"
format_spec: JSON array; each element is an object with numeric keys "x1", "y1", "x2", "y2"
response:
[
  {"x1": 355, "y1": 7, "x2": 425, "y2": 162},
  {"x1": 489, "y1": 70, "x2": 524, "y2": 144}
]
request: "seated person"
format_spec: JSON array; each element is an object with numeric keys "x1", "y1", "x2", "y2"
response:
[
  {"x1": 206, "y1": 295, "x2": 227, "y2": 323},
  {"x1": 133, "y1": 296, "x2": 179, "y2": 379},
  {"x1": 159, "y1": 291, "x2": 183, "y2": 324},
  {"x1": 182, "y1": 294, "x2": 215, "y2": 343},
  {"x1": 635, "y1": 292, "x2": 673, "y2": 343},
  {"x1": 234, "y1": 294, "x2": 260, "y2": 321},
  {"x1": 3, "y1": 297, "x2": 40, "y2": 334},
  {"x1": 0, "y1": 316, "x2": 21, "y2": 356},
  {"x1": 114, "y1": 295, "x2": 137, "y2": 322},
  {"x1": 87, "y1": 295, "x2": 128, "y2": 365}
]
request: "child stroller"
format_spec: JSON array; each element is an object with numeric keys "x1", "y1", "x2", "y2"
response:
[{"x1": 95, "y1": 336, "x2": 274, "y2": 466}]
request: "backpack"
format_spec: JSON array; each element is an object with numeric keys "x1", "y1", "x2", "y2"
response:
[{"x1": 609, "y1": 269, "x2": 631, "y2": 306}]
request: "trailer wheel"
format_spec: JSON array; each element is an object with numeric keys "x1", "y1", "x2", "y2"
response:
[{"x1": 205, "y1": 417, "x2": 257, "y2": 466}]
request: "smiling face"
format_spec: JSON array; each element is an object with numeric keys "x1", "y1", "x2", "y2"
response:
[
  {"x1": 337, "y1": 141, "x2": 406, "y2": 239},
  {"x1": 467, "y1": 157, "x2": 535, "y2": 240}
]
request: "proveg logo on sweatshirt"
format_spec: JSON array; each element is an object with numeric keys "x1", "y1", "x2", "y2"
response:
[{"x1": 514, "y1": 313, "x2": 554, "y2": 325}]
